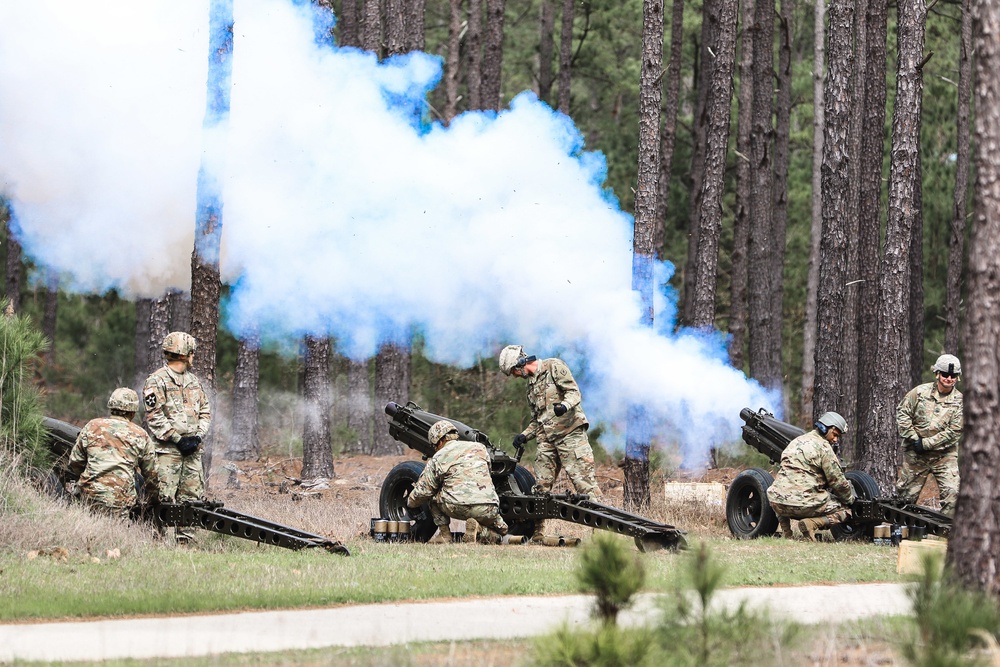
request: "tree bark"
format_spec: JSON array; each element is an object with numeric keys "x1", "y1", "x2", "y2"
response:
[
  {"x1": 950, "y1": 0, "x2": 1000, "y2": 593},
  {"x1": 407, "y1": 0, "x2": 426, "y2": 52},
  {"x1": 771, "y1": 0, "x2": 792, "y2": 381},
  {"x1": 481, "y1": 0, "x2": 506, "y2": 111},
  {"x1": 169, "y1": 289, "x2": 191, "y2": 334},
  {"x1": 624, "y1": 0, "x2": 665, "y2": 512},
  {"x1": 444, "y1": 0, "x2": 464, "y2": 123},
  {"x1": 654, "y1": 0, "x2": 685, "y2": 260},
  {"x1": 945, "y1": 0, "x2": 972, "y2": 353},
  {"x1": 373, "y1": 343, "x2": 410, "y2": 454},
  {"x1": 344, "y1": 359, "x2": 373, "y2": 454},
  {"x1": 910, "y1": 155, "x2": 925, "y2": 388},
  {"x1": 302, "y1": 335, "x2": 334, "y2": 479},
  {"x1": 386, "y1": 0, "x2": 406, "y2": 55},
  {"x1": 227, "y1": 330, "x2": 260, "y2": 461},
  {"x1": 134, "y1": 298, "x2": 152, "y2": 390},
  {"x1": 363, "y1": 0, "x2": 383, "y2": 55},
  {"x1": 467, "y1": 0, "x2": 484, "y2": 109},
  {"x1": 147, "y1": 296, "x2": 171, "y2": 376},
  {"x1": 338, "y1": 0, "x2": 361, "y2": 48},
  {"x1": 557, "y1": 0, "x2": 574, "y2": 114},
  {"x1": 538, "y1": 0, "x2": 555, "y2": 106}
]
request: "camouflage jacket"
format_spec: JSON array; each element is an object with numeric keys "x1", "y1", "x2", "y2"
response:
[
  {"x1": 896, "y1": 382, "x2": 963, "y2": 452},
  {"x1": 408, "y1": 439, "x2": 499, "y2": 507},
  {"x1": 68, "y1": 415, "x2": 158, "y2": 508},
  {"x1": 143, "y1": 365, "x2": 212, "y2": 447},
  {"x1": 521, "y1": 358, "x2": 589, "y2": 443},
  {"x1": 767, "y1": 430, "x2": 854, "y2": 508}
]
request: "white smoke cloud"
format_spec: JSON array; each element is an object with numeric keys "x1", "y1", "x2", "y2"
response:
[{"x1": 0, "y1": 0, "x2": 779, "y2": 463}]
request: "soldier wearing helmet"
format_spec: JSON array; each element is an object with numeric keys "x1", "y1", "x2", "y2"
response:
[
  {"x1": 766, "y1": 411, "x2": 856, "y2": 540},
  {"x1": 895, "y1": 353, "x2": 964, "y2": 514},
  {"x1": 499, "y1": 345, "x2": 600, "y2": 545},
  {"x1": 143, "y1": 331, "x2": 212, "y2": 536},
  {"x1": 406, "y1": 420, "x2": 509, "y2": 544},
  {"x1": 67, "y1": 388, "x2": 159, "y2": 519}
]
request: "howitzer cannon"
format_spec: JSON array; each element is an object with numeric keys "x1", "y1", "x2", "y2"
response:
[
  {"x1": 380, "y1": 401, "x2": 687, "y2": 552},
  {"x1": 727, "y1": 407, "x2": 951, "y2": 540},
  {"x1": 41, "y1": 417, "x2": 350, "y2": 555}
]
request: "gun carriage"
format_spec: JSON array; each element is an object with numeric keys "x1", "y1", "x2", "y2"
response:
[
  {"x1": 727, "y1": 407, "x2": 952, "y2": 541},
  {"x1": 379, "y1": 401, "x2": 687, "y2": 552}
]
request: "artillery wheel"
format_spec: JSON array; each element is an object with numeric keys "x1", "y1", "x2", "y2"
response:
[
  {"x1": 726, "y1": 468, "x2": 779, "y2": 539},
  {"x1": 378, "y1": 461, "x2": 437, "y2": 542},
  {"x1": 831, "y1": 470, "x2": 881, "y2": 542},
  {"x1": 506, "y1": 465, "x2": 537, "y2": 537}
]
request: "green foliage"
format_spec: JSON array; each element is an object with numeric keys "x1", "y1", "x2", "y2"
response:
[
  {"x1": 0, "y1": 299, "x2": 49, "y2": 470},
  {"x1": 902, "y1": 557, "x2": 1000, "y2": 667},
  {"x1": 531, "y1": 623, "x2": 659, "y2": 667},
  {"x1": 576, "y1": 533, "x2": 646, "y2": 625}
]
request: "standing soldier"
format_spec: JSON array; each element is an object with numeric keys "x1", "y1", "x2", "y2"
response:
[
  {"x1": 766, "y1": 411, "x2": 856, "y2": 540},
  {"x1": 895, "y1": 353, "x2": 964, "y2": 515},
  {"x1": 67, "y1": 388, "x2": 159, "y2": 519},
  {"x1": 143, "y1": 331, "x2": 212, "y2": 540},
  {"x1": 498, "y1": 345, "x2": 600, "y2": 544},
  {"x1": 407, "y1": 420, "x2": 509, "y2": 544}
]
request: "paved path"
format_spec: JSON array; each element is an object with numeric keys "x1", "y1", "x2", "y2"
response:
[{"x1": 0, "y1": 583, "x2": 911, "y2": 663}]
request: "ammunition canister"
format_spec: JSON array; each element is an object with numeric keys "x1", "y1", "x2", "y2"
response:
[
  {"x1": 562, "y1": 537, "x2": 582, "y2": 547},
  {"x1": 452, "y1": 532, "x2": 465, "y2": 543},
  {"x1": 542, "y1": 535, "x2": 565, "y2": 547},
  {"x1": 387, "y1": 520, "x2": 400, "y2": 542},
  {"x1": 397, "y1": 520, "x2": 411, "y2": 542},
  {"x1": 372, "y1": 518, "x2": 388, "y2": 542}
]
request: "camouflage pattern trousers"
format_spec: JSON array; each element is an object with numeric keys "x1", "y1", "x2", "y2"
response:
[
  {"x1": 770, "y1": 497, "x2": 850, "y2": 521},
  {"x1": 428, "y1": 500, "x2": 508, "y2": 536},
  {"x1": 533, "y1": 427, "x2": 601, "y2": 499},
  {"x1": 895, "y1": 447, "x2": 959, "y2": 515},
  {"x1": 154, "y1": 446, "x2": 205, "y2": 503},
  {"x1": 81, "y1": 494, "x2": 132, "y2": 520}
]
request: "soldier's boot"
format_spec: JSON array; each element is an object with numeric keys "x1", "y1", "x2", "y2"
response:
[
  {"x1": 797, "y1": 516, "x2": 829, "y2": 542},
  {"x1": 428, "y1": 524, "x2": 453, "y2": 544},
  {"x1": 463, "y1": 519, "x2": 479, "y2": 543},
  {"x1": 529, "y1": 519, "x2": 547, "y2": 545},
  {"x1": 778, "y1": 516, "x2": 794, "y2": 539}
]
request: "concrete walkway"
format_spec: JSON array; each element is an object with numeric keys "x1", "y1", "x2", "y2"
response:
[{"x1": 0, "y1": 583, "x2": 912, "y2": 663}]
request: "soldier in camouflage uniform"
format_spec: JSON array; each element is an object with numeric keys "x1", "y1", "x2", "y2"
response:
[
  {"x1": 143, "y1": 332, "x2": 212, "y2": 513},
  {"x1": 407, "y1": 420, "x2": 509, "y2": 544},
  {"x1": 68, "y1": 388, "x2": 159, "y2": 519},
  {"x1": 499, "y1": 344, "x2": 600, "y2": 544},
  {"x1": 895, "y1": 353, "x2": 963, "y2": 515},
  {"x1": 766, "y1": 411, "x2": 855, "y2": 540}
]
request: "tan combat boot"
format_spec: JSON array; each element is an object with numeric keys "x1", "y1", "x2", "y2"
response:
[
  {"x1": 778, "y1": 517, "x2": 794, "y2": 539},
  {"x1": 797, "y1": 517, "x2": 828, "y2": 541},
  {"x1": 463, "y1": 519, "x2": 479, "y2": 543},
  {"x1": 529, "y1": 519, "x2": 547, "y2": 545},
  {"x1": 428, "y1": 524, "x2": 453, "y2": 544}
]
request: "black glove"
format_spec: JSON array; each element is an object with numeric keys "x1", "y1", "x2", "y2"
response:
[
  {"x1": 177, "y1": 435, "x2": 202, "y2": 456},
  {"x1": 553, "y1": 402, "x2": 568, "y2": 417},
  {"x1": 512, "y1": 433, "x2": 528, "y2": 448},
  {"x1": 908, "y1": 437, "x2": 925, "y2": 453}
]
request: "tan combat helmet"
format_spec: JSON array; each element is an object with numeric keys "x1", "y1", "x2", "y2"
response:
[
  {"x1": 817, "y1": 411, "x2": 848, "y2": 434},
  {"x1": 427, "y1": 420, "x2": 458, "y2": 446},
  {"x1": 932, "y1": 354, "x2": 961, "y2": 375},
  {"x1": 499, "y1": 345, "x2": 530, "y2": 376},
  {"x1": 162, "y1": 331, "x2": 197, "y2": 357},
  {"x1": 108, "y1": 387, "x2": 140, "y2": 413}
]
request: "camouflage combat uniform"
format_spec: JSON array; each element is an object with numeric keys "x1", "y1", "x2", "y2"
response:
[
  {"x1": 143, "y1": 365, "x2": 212, "y2": 503},
  {"x1": 519, "y1": 358, "x2": 600, "y2": 498},
  {"x1": 67, "y1": 415, "x2": 159, "y2": 519},
  {"x1": 408, "y1": 437, "x2": 509, "y2": 538},
  {"x1": 767, "y1": 429, "x2": 855, "y2": 520},
  {"x1": 895, "y1": 381, "x2": 963, "y2": 514}
]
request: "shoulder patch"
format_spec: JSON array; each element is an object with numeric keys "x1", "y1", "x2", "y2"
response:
[{"x1": 144, "y1": 392, "x2": 157, "y2": 409}]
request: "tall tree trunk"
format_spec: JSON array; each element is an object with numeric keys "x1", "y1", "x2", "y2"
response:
[
  {"x1": 4, "y1": 213, "x2": 21, "y2": 313},
  {"x1": 654, "y1": 0, "x2": 685, "y2": 259},
  {"x1": 363, "y1": 0, "x2": 383, "y2": 55},
  {"x1": 169, "y1": 289, "x2": 191, "y2": 333},
  {"x1": 800, "y1": 0, "x2": 824, "y2": 423},
  {"x1": 481, "y1": 0, "x2": 506, "y2": 111},
  {"x1": 692, "y1": 0, "x2": 738, "y2": 329},
  {"x1": 945, "y1": 0, "x2": 972, "y2": 353},
  {"x1": 746, "y1": 0, "x2": 779, "y2": 389},
  {"x1": 538, "y1": 0, "x2": 555, "y2": 105},
  {"x1": 910, "y1": 155, "x2": 925, "y2": 387},
  {"x1": 147, "y1": 296, "x2": 171, "y2": 376},
  {"x1": 730, "y1": 0, "x2": 754, "y2": 369},
  {"x1": 373, "y1": 343, "x2": 410, "y2": 454},
  {"x1": 302, "y1": 335, "x2": 334, "y2": 479},
  {"x1": 557, "y1": 0, "x2": 574, "y2": 114},
  {"x1": 444, "y1": 0, "x2": 464, "y2": 122},
  {"x1": 345, "y1": 359, "x2": 373, "y2": 454},
  {"x1": 856, "y1": 0, "x2": 889, "y2": 471},
  {"x1": 814, "y1": 0, "x2": 855, "y2": 418},
  {"x1": 190, "y1": 0, "x2": 234, "y2": 483},
  {"x1": 771, "y1": 0, "x2": 792, "y2": 386},
  {"x1": 407, "y1": 0, "x2": 426, "y2": 52},
  {"x1": 227, "y1": 330, "x2": 261, "y2": 461},
  {"x1": 134, "y1": 298, "x2": 152, "y2": 390},
  {"x1": 950, "y1": 0, "x2": 1000, "y2": 592},
  {"x1": 386, "y1": 0, "x2": 406, "y2": 54},
  {"x1": 624, "y1": 0, "x2": 665, "y2": 512},
  {"x1": 338, "y1": 0, "x2": 361, "y2": 48},
  {"x1": 865, "y1": 0, "x2": 926, "y2": 493},
  {"x1": 467, "y1": 0, "x2": 484, "y2": 109}
]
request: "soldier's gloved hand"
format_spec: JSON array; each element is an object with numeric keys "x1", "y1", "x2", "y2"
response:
[
  {"x1": 553, "y1": 403, "x2": 568, "y2": 417},
  {"x1": 177, "y1": 436, "x2": 202, "y2": 456},
  {"x1": 512, "y1": 433, "x2": 528, "y2": 448},
  {"x1": 908, "y1": 437, "x2": 924, "y2": 453}
]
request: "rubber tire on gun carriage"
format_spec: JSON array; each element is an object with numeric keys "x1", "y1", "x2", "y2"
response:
[
  {"x1": 830, "y1": 470, "x2": 881, "y2": 541},
  {"x1": 506, "y1": 465, "x2": 537, "y2": 537},
  {"x1": 379, "y1": 461, "x2": 438, "y2": 542},
  {"x1": 726, "y1": 467, "x2": 779, "y2": 539}
]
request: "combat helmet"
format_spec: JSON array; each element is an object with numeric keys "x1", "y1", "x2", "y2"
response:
[
  {"x1": 499, "y1": 345, "x2": 533, "y2": 376},
  {"x1": 932, "y1": 354, "x2": 961, "y2": 375},
  {"x1": 162, "y1": 331, "x2": 197, "y2": 357},
  {"x1": 816, "y1": 411, "x2": 848, "y2": 434},
  {"x1": 427, "y1": 420, "x2": 459, "y2": 445},
  {"x1": 108, "y1": 387, "x2": 140, "y2": 413}
]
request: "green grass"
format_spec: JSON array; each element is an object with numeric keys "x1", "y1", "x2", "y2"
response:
[{"x1": 0, "y1": 536, "x2": 902, "y2": 621}]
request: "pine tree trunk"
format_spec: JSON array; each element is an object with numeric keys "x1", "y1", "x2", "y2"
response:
[
  {"x1": 557, "y1": 0, "x2": 574, "y2": 113},
  {"x1": 407, "y1": 0, "x2": 425, "y2": 52},
  {"x1": 445, "y1": 0, "x2": 464, "y2": 122},
  {"x1": 134, "y1": 298, "x2": 152, "y2": 390},
  {"x1": 148, "y1": 296, "x2": 171, "y2": 376},
  {"x1": 227, "y1": 331, "x2": 260, "y2": 461},
  {"x1": 910, "y1": 155, "x2": 925, "y2": 388},
  {"x1": 770, "y1": 0, "x2": 791, "y2": 390},
  {"x1": 730, "y1": 0, "x2": 754, "y2": 369},
  {"x1": 345, "y1": 359, "x2": 373, "y2": 454},
  {"x1": 338, "y1": 0, "x2": 361, "y2": 48},
  {"x1": 373, "y1": 343, "x2": 410, "y2": 455},
  {"x1": 302, "y1": 335, "x2": 334, "y2": 479},
  {"x1": 538, "y1": 0, "x2": 555, "y2": 105},
  {"x1": 386, "y1": 0, "x2": 406, "y2": 54},
  {"x1": 480, "y1": 0, "x2": 506, "y2": 111},
  {"x1": 654, "y1": 0, "x2": 685, "y2": 258},
  {"x1": 467, "y1": 0, "x2": 484, "y2": 109},
  {"x1": 363, "y1": 0, "x2": 383, "y2": 55}
]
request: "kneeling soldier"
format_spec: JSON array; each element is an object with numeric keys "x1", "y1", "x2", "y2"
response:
[{"x1": 407, "y1": 420, "x2": 509, "y2": 544}]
